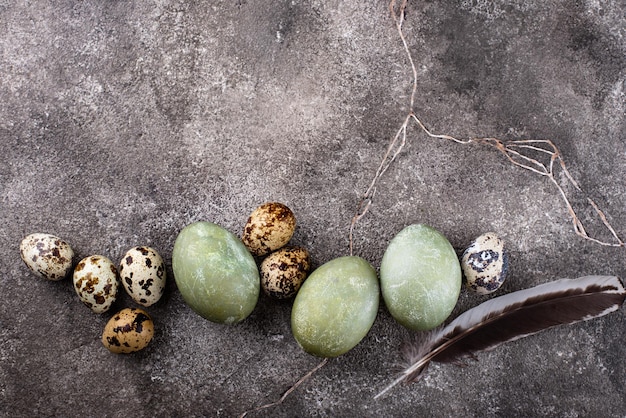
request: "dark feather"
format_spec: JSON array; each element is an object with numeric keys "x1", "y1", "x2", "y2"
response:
[{"x1": 375, "y1": 275, "x2": 625, "y2": 399}]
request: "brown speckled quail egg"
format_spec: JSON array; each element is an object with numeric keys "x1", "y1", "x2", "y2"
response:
[
  {"x1": 261, "y1": 246, "x2": 311, "y2": 299},
  {"x1": 119, "y1": 246, "x2": 166, "y2": 307},
  {"x1": 73, "y1": 255, "x2": 119, "y2": 313},
  {"x1": 461, "y1": 232, "x2": 509, "y2": 295},
  {"x1": 101, "y1": 307, "x2": 154, "y2": 354},
  {"x1": 19, "y1": 233, "x2": 74, "y2": 281},
  {"x1": 242, "y1": 202, "x2": 296, "y2": 257}
]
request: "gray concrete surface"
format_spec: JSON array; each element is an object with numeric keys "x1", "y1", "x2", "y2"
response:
[{"x1": 2, "y1": 1, "x2": 625, "y2": 416}]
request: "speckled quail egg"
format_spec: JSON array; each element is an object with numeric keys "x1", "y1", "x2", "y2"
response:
[
  {"x1": 461, "y1": 232, "x2": 509, "y2": 295},
  {"x1": 242, "y1": 202, "x2": 296, "y2": 257},
  {"x1": 119, "y1": 246, "x2": 166, "y2": 307},
  {"x1": 19, "y1": 233, "x2": 74, "y2": 281},
  {"x1": 101, "y1": 307, "x2": 154, "y2": 354},
  {"x1": 261, "y1": 246, "x2": 311, "y2": 299},
  {"x1": 73, "y1": 255, "x2": 119, "y2": 313}
]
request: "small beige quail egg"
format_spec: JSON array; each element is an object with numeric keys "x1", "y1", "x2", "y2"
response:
[
  {"x1": 260, "y1": 246, "x2": 311, "y2": 299},
  {"x1": 101, "y1": 307, "x2": 154, "y2": 354},
  {"x1": 242, "y1": 202, "x2": 296, "y2": 257},
  {"x1": 19, "y1": 233, "x2": 74, "y2": 281},
  {"x1": 119, "y1": 246, "x2": 166, "y2": 307},
  {"x1": 73, "y1": 255, "x2": 119, "y2": 313},
  {"x1": 461, "y1": 232, "x2": 509, "y2": 295}
]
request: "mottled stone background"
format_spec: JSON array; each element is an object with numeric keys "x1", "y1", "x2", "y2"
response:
[{"x1": 1, "y1": 1, "x2": 625, "y2": 416}]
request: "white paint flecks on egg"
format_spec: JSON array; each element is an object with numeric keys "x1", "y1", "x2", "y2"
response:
[
  {"x1": 119, "y1": 246, "x2": 166, "y2": 307},
  {"x1": 73, "y1": 255, "x2": 119, "y2": 313},
  {"x1": 461, "y1": 232, "x2": 509, "y2": 295},
  {"x1": 19, "y1": 233, "x2": 74, "y2": 281}
]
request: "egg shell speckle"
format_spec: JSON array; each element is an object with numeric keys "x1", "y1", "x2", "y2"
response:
[
  {"x1": 260, "y1": 246, "x2": 311, "y2": 299},
  {"x1": 461, "y1": 232, "x2": 509, "y2": 295},
  {"x1": 119, "y1": 246, "x2": 166, "y2": 307},
  {"x1": 242, "y1": 202, "x2": 296, "y2": 257},
  {"x1": 19, "y1": 233, "x2": 74, "y2": 281},
  {"x1": 101, "y1": 307, "x2": 154, "y2": 354},
  {"x1": 73, "y1": 255, "x2": 119, "y2": 313}
]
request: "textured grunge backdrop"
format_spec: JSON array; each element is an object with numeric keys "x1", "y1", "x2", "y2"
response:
[{"x1": 1, "y1": 1, "x2": 625, "y2": 416}]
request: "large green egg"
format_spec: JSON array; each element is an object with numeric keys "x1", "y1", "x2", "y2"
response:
[
  {"x1": 380, "y1": 224, "x2": 461, "y2": 331},
  {"x1": 172, "y1": 221, "x2": 260, "y2": 325},
  {"x1": 291, "y1": 256, "x2": 379, "y2": 358}
]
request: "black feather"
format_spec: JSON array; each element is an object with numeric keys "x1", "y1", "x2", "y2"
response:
[{"x1": 375, "y1": 276, "x2": 626, "y2": 399}]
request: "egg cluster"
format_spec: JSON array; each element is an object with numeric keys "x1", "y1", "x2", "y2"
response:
[
  {"x1": 19, "y1": 233, "x2": 164, "y2": 354},
  {"x1": 20, "y1": 203, "x2": 510, "y2": 360},
  {"x1": 242, "y1": 202, "x2": 311, "y2": 300}
]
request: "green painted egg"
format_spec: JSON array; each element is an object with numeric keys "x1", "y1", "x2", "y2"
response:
[
  {"x1": 291, "y1": 256, "x2": 379, "y2": 357},
  {"x1": 172, "y1": 221, "x2": 260, "y2": 324},
  {"x1": 380, "y1": 224, "x2": 461, "y2": 331}
]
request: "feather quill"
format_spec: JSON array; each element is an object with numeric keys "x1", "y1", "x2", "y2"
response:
[{"x1": 375, "y1": 275, "x2": 626, "y2": 399}]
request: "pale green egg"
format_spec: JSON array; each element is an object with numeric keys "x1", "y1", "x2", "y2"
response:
[
  {"x1": 291, "y1": 256, "x2": 379, "y2": 357},
  {"x1": 172, "y1": 221, "x2": 260, "y2": 325},
  {"x1": 380, "y1": 224, "x2": 461, "y2": 331}
]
